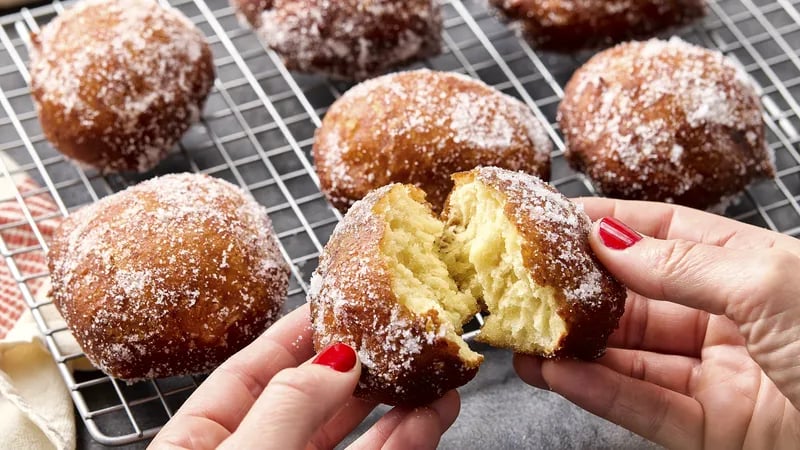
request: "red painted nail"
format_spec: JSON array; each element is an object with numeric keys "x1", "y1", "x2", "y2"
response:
[
  {"x1": 598, "y1": 217, "x2": 643, "y2": 250},
  {"x1": 313, "y1": 343, "x2": 357, "y2": 372}
]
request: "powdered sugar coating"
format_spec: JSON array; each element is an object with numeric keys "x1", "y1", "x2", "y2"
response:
[
  {"x1": 559, "y1": 38, "x2": 775, "y2": 210},
  {"x1": 472, "y1": 168, "x2": 623, "y2": 305},
  {"x1": 314, "y1": 69, "x2": 552, "y2": 212},
  {"x1": 311, "y1": 170, "x2": 624, "y2": 399},
  {"x1": 48, "y1": 173, "x2": 290, "y2": 379},
  {"x1": 459, "y1": 167, "x2": 626, "y2": 358},
  {"x1": 30, "y1": 0, "x2": 215, "y2": 173},
  {"x1": 309, "y1": 184, "x2": 480, "y2": 406},
  {"x1": 491, "y1": 0, "x2": 705, "y2": 50},
  {"x1": 233, "y1": 0, "x2": 441, "y2": 80}
]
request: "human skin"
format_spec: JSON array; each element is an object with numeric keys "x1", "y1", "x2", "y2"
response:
[
  {"x1": 149, "y1": 304, "x2": 460, "y2": 450},
  {"x1": 515, "y1": 197, "x2": 800, "y2": 449}
]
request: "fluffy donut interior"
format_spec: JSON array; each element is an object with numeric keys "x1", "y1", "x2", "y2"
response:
[
  {"x1": 374, "y1": 186, "x2": 481, "y2": 363},
  {"x1": 373, "y1": 182, "x2": 567, "y2": 360},
  {"x1": 441, "y1": 181, "x2": 567, "y2": 354}
]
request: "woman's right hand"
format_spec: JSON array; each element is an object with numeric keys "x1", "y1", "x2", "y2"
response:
[{"x1": 515, "y1": 197, "x2": 800, "y2": 449}]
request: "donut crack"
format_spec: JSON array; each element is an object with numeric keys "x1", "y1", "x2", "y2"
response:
[{"x1": 310, "y1": 167, "x2": 626, "y2": 405}]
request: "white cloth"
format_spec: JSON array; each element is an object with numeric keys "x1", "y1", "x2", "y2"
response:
[
  {"x1": 0, "y1": 155, "x2": 77, "y2": 450},
  {"x1": 0, "y1": 310, "x2": 75, "y2": 450}
]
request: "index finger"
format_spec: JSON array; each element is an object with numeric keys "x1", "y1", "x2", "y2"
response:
[
  {"x1": 574, "y1": 197, "x2": 800, "y2": 256},
  {"x1": 607, "y1": 292, "x2": 709, "y2": 357},
  {"x1": 150, "y1": 303, "x2": 315, "y2": 448}
]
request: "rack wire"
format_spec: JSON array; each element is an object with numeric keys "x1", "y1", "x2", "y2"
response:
[{"x1": 1, "y1": 0, "x2": 799, "y2": 445}]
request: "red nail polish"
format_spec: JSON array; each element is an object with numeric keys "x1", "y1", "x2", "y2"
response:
[
  {"x1": 598, "y1": 217, "x2": 643, "y2": 250},
  {"x1": 313, "y1": 343, "x2": 357, "y2": 372}
]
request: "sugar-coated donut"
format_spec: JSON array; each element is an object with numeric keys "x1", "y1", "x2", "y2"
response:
[
  {"x1": 441, "y1": 167, "x2": 626, "y2": 358},
  {"x1": 314, "y1": 69, "x2": 552, "y2": 213},
  {"x1": 30, "y1": 0, "x2": 215, "y2": 173},
  {"x1": 310, "y1": 183, "x2": 483, "y2": 406},
  {"x1": 231, "y1": 0, "x2": 442, "y2": 80},
  {"x1": 310, "y1": 167, "x2": 625, "y2": 406},
  {"x1": 48, "y1": 173, "x2": 290, "y2": 380},
  {"x1": 558, "y1": 38, "x2": 775, "y2": 210},
  {"x1": 490, "y1": 0, "x2": 705, "y2": 51}
]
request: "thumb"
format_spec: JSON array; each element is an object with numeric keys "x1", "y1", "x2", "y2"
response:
[
  {"x1": 588, "y1": 217, "x2": 796, "y2": 320},
  {"x1": 219, "y1": 343, "x2": 361, "y2": 450},
  {"x1": 590, "y1": 217, "x2": 800, "y2": 408}
]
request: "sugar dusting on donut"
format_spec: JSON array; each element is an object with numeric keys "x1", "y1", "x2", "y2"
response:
[
  {"x1": 498, "y1": 0, "x2": 688, "y2": 26},
  {"x1": 49, "y1": 174, "x2": 289, "y2": 379},
  {"x1": 539, "y1": 0, "x2": 642, "y2": 26},
  {"x1": 491, "y1": 0, "x2": 705, "y2": 50},
  {"x1": 472, "y1": 167, "x2": 614, "y2": 311},
  {"x1": 315, "y1": 280, "x2": 447, "y2": 392},
  {"x1": 569, "y1": 37, "x2": 763, "y2": 165},
  {"x1": 334, "y1": 70, "x2": 550, "y2": 154},
  {"x1": 559, "y1": 37, "x2": 775, "y2": 205},
  {"x1": 315, "y1": 69, "x2": 552, "y2": 210},
  {"x1": 250, "y1": 0, "x2": 441, "y2": 80},
  {"x1": 30, "y1": 0, "x2": 214, "y2": 172},
  {"x1": 311, "y1": 171, "x2": 623, "y2": 389},
  {"x1": 309, "y1": 185, "x2": 452, "y2": 394}
]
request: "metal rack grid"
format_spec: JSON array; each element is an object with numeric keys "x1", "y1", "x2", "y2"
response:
[{"x1": 0, "y1": 0, "x2": 799, "y2": 445}]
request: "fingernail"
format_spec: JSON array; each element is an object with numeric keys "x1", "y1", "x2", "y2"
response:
[
  {"x1": 598, "y1": 217, "x2": 642, "y2": 250},
  {"x1": 313, "y1": 343, "x2": 357, "y2": 372}
]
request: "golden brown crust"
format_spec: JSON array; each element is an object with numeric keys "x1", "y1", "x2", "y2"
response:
[
  {"x1": 491, "y1": 0, "x2": 705, "y2": 51},
  {"x1": 230, "y1": 0, "x2": 272, "y2": 27},
  {"x1": 233, "y1": 0, "x2": 441, "y2": 80},
  {"x1": 558, "y1": 38, "x2": 775, "y2": 210},
  {"x1": 314, "y1": 69, "x2": 552, "y2": 213},
  {"x1": 309, "y1": 184, "x2": 481, "y2": 407},
  {"x1": 30, "y1": 0, "x2": 215, "y2": 173},
  {"x1": 48, "y1": 174, "x2": 290, "y2": 380},
  {"x1": 450, "y1": 167, "x2": 626, "y2": 359}
]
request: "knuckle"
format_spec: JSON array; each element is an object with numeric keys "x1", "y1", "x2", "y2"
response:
[
  {"x1": 600, "y1": 374, "x2": 623, "y2": 419},
  {"x1": 266, "y1": 367, "x2": 323, "y2": 403},
  {"x1": 730, "y1": 249, "x2": 799, "y2": 321},
  {"x1": 747, "y1": 250, "x2": 791, "y2": 295},
  {"x1": 148, "y1": 437, "x2": 188, "y2": 450},
  {"x1": 643, "y1": 387, "x2": 671, "y2": 440},
  {"x1": 623, "y1": 295, "x2": 648, "y2": 349},
  {"x1": 629, "y1": 352, "x2": 647, "y2": 381},
  {"x1": 758, "y1": 249, "x2": 797, "y2": 282},
  {"x1": 307, "y1": 429, "x2": 334, "y2": 450},
  {"x1": 655, "y1": 239, "x2": 701, "y2": 284},
  {"x1": 608, "y1": 379, "x2": 671, "y2": 443},
  {"x1": 214, "y1": 362, "x2": 265, "y2": 404}
]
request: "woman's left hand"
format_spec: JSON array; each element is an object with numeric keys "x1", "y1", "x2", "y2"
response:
[{"x1": 149, "y1": 304, "x2": 460, "y2": 450}]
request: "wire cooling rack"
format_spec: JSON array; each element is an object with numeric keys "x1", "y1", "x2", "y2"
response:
[{"x1": 1, "y1": 0, "x2": 799, "y2": 445}]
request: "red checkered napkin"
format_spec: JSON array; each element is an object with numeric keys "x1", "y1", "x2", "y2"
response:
[{"x1": 0, "y1": 176, "x2": 59, "y2": 339}]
